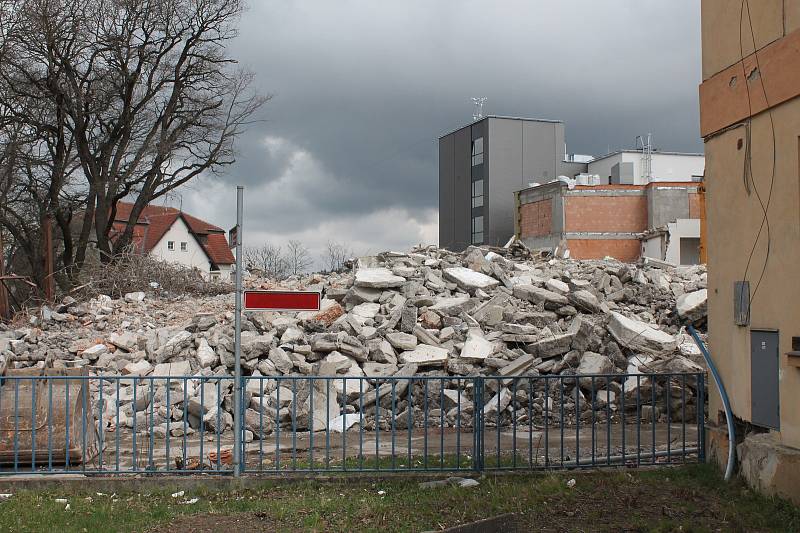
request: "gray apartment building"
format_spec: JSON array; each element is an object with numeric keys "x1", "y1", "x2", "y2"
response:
[{"x1": 438, "y1": 116, "x2": 586, "y2": 251}]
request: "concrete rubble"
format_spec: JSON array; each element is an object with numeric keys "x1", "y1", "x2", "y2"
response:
[{"x1": 0, "y1": 243, "x2": 708, "y2": 441}]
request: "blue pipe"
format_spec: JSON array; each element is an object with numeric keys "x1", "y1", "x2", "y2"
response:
[{"x1": 687, "y1": 324, "x2": 736, "y2": 480}]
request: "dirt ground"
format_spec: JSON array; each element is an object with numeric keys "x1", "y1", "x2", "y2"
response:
[{"x1": 142, "y1": 467, "x2": 798, "y2": 533}]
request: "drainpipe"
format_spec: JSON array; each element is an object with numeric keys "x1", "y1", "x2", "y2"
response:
[{"x1": 687, "y1": 324, "x2": 736, "y2": 481}]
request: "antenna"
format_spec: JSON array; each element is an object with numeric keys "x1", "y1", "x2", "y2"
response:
[
  {"x1": 635, "y1": 133, "x2": 653, "y2": 182},
  {"x1": 471, "y1": 97, "x2": 487, "y2": 121}
]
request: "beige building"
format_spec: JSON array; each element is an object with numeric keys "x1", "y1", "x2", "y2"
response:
[{"x1": 700, "y1": 0, "x2": 800, "y2": 501}]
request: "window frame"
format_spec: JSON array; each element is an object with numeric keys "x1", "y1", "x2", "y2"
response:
[
  {"x1": 167, "y1": 241, "x2": 174, "y2": 251},
  {"x1": 471, "y1": 179, "x2": 484, "y2": 208},
  {"x1": 471, "y1": 215, "x2": 484, "y2": 244},
  {"x1": 471, "y1": 137, "x2": 484, "y2": 166}
]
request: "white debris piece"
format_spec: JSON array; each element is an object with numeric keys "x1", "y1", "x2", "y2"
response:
[
  {"x1": 328, "y1": 413, "x2": 362, "y2": 433},
  {"x1": 354, "y1": 268, "x2": 406, "y2": 288},
  {"x1": 124, "y1": 291, "x2": 145, "y2": 303},
  {"x1": 676, "y1": 289, "x2": 707, "y2": 323},
  {"x1": 459, "y1": 329, "x2": 493, "y2": 362},
  {"x1": 607, "y1": 312, "x2": 676, "y2": 354},
  {"x1": 442, "y1": 267, "x2": 500, "y2": 291},
  {"x1": 398, "y1": 344, "x2": 449, "y2": 367}
]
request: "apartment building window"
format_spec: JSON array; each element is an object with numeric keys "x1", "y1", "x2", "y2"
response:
[
  {"x1": 471, "y1": 137, "x2": 484, "y2": 166},
  {"x1": 471, "y1": 215, "x2": 484, "y2": 244},
  {"x1": 167, "y1": 241, "x2": 174, "y2": 250},
  {"x1": 471, "y1": 179, "x2": 484, "y2": 208},
  {"x1": 181, "y1": 242, "x2": 188, "y2": 252}
]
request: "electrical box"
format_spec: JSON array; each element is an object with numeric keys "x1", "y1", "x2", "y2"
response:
[
  {"x1": 734, "y1": 281, "x2": 750, "y2": 326},
  {"x1": 751, "y1": 329, "x2": 780, "y2": 429}
]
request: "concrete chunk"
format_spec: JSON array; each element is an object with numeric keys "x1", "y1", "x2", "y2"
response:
[
  {"x1": 355, "y1": 268, "x2": 406, "y2": 288},
  {"x1": 608, "y1": 312, "x2": 676, "y2": 354},
  {"x1": 460, "y1": 329, "x2": 493, "y2": 362},
  {"x1": 443, "y1": 267, "x2": 500, "y2": 291},
  {"x1": 513, "y1": 285, "x2": 569, "y2": 309},
  {"x1": 398, "y1": 344, "x2": 449, "y2": 367},
  {"x1": 677, "y1": 289, "x2": 707, "y2": 323},
  {"x1": 386, "y1": 332, "x2": 417, "y2": 351}
]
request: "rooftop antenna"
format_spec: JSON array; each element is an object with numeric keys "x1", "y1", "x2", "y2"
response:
[
  {"x1": 635, "y1": 133, "x2": 653, "y2": 182},
  {"x1": 472, "y1": 97, "x2": 487, "y2": 121}
]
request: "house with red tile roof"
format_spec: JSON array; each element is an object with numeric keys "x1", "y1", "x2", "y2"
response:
[{"x1": 111, "y1": 202, "x2": 235, "y2": 280}]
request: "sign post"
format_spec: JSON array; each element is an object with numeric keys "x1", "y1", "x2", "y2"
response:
[{"x1": 233, "y1": 186, "x2": 243, "y2": 477}]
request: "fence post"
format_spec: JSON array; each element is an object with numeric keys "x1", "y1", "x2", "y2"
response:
[
  {"x1": 473, "y1": 377, "x2": 484, "y2": 473},
  {"x1": 698, "y1": 372, "x2": 706, "y2": 463},
  {"x1": 232, "y1": 186, "x2": 244, "y2": 478}
]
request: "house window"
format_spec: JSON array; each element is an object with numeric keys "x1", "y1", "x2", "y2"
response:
[
  {"x1": 471, "y1": 215, "x2": 484, "y2": 244},
  {"x1": 167, "y1": 241, "x2": 174, "y2": 250},
  {"x1": 471, "y1": 137, "x2": 484, "y2": 166},
  {"x1": 181, "y1": 242, "x2": 188, "y2": 252},
  {"x1": 472, "y1": 179, "x2": 484, "y2": 208}
]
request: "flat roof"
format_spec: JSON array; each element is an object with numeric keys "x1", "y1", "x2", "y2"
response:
[
  {"x1": 438, "y1": 115, "x2": 563, "y2": 139},
  {"x1": 589, "y1": 149, "x2": 704, "y2": 163},
  {"x1": 516, "y1": 180, "x2": 703, "y2": 196}
]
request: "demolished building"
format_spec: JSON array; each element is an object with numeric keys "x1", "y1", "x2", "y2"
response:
[{"x1": 0, "y1": 244, "x2": 708, "y2": 459}]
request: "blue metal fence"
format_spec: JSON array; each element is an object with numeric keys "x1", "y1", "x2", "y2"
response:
[{"x1": 0, "y1": 372, "x2": 705, "y2": 475}]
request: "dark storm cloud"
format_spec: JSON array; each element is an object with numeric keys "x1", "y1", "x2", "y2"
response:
[{"x1": 177, "y1": 0, "x2": 702, "y2": 261}]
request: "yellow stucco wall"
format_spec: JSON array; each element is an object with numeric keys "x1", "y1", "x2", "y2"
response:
[{"x1": 703, "y1": 0, "x2": 800, "y2": 449}]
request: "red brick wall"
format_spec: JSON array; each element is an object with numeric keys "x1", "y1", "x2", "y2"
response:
[
  {"x1": 688, "y1": 192, "x2": 702, "y2": 219},
  {"x1": 568, "y1": 239, "x2": 642, "y2": 262},
  {"x1": 519, "y1": 199, "x2": 553, "y2": 238},
  {"x1": 564, "y1": 195, "x2": 648, "y2": 233}
]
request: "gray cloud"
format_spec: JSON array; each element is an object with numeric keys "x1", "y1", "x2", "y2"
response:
[{"x1": 173, "y1": 0, "x2": 702, "y2": 266}]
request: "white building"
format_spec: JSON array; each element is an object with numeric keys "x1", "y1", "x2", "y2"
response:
[
  {"x1": 112, "y1": 202, "x2": 235, "y2": 279},
  {"x1": 586, "y1": 150, "x2": 705, "y2": 186},
  {"x1": 588, "y1": 150, "x2": 705, "y2": 265}
]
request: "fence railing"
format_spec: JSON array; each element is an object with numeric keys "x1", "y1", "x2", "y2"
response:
[{"x1": 0, "y1": 372, "x2": 705, "y2": 475}]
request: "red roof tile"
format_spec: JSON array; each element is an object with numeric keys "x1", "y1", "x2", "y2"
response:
[{"x1": 113, "y1": 201, "x2": 234, "y2": 266}]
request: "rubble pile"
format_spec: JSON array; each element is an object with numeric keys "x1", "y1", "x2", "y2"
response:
[{"x1": 0, "y1": 245, "x2": 708, "y2": 441}]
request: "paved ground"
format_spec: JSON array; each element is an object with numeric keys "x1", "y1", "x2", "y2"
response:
[{"x1": 1, "y1": 421, "x2": 700, "y2": 473}]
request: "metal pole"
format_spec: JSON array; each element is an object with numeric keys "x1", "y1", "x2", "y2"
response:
[{"x1": 233, "y1": 186, "x2": 244, "y2": 477}]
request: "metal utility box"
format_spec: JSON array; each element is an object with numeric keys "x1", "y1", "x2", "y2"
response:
[{"x1": 750, "y1": 330, "x2": 780, "y2": 429}]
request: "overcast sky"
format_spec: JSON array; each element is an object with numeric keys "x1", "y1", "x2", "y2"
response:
[{"x1": 173, "y1": 0, "x2": 703, "y2": 268}]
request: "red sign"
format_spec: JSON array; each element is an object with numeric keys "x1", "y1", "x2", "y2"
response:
[{"x1": 243, "y1": 290, "x2": 321, "y2": 312}]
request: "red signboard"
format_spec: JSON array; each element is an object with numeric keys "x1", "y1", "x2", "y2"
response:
[{"x1": 243, "y1": 290, "x2": 321, "y2": 312}]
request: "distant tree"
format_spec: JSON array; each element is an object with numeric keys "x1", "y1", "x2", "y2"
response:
[
  {"x1": 323, "y1": 241, "x2": 352, "y2": 273},
  {"x1": 0, "y1": 0, "x2": 269, "y2": 279},
  {"x1": 245, "y1": 244, "x2": 288, "y2": 280},
  {"x1": 285, "y1": 240, "x2": 312, "y2": 276}
]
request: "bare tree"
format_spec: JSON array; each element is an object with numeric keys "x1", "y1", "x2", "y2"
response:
[
  {"x1": 285, "y1": 240, "x2": 312, "y2": 276},
  {"x1": 245, "y1": 244, "x2": 288, "y2": 280},
  {"x1": 0, "y1": 0, "x2": 269, "y2": 277},
  {"x1": 323, "y1": 240, "x2": 352, "y2": 273},
  {"x1": 0, "y1": 105, "x2": 84, "y2": 291}
]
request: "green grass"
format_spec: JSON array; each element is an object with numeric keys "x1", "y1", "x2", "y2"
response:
[{"x1": 0, "y1": 465, "x2": 798, "y2": 532}]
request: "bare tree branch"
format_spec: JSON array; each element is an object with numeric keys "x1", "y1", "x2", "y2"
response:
[{"x1": 285, "y1": 240, "x2": 312, "y2": 276}]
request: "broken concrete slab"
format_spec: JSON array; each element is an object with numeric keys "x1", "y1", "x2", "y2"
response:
[
  {"x1": 398, "y1": 344, "x2": 449, "y2": 367},
  {"x1": 354, "y1": 268, "x2": 406, "y2": 289},
  {"x1": 608, "y1": 312, "x2": 677, "y2": 354},
  {"x1": 386, "y1": 332, "x2": 418, "y2": 351},
  {"x1": 442, "y1": 267, "x2": 500, "y2": 291},
  {"x1": 460, "y1": 329, "x2": 494, "y2": 362},
  {"x1": 676, "y1": 289, "x2": 707, "y2": 324}
]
